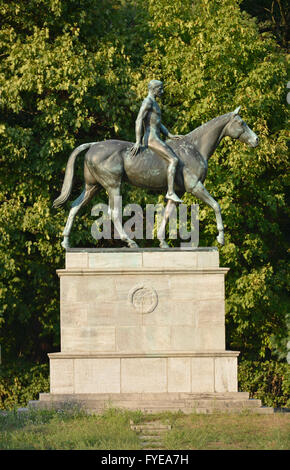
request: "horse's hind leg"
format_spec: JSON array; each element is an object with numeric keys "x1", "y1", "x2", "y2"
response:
[
  {"x1": 62, "y1": 183, "x2": 98, "y2": 249},
  {"x1": 107, "y1": 185, "x2": 139, "y2": 248},
  {"x1": 191, "y1": 181, "x2": 224, "y2": 245}
]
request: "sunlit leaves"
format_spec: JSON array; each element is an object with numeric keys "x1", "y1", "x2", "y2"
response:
[{"x1": 0, "y1": 0, "x2": 288, "y2": 361}]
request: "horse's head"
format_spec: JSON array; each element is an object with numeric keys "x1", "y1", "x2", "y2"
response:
[{"x1": 225, "y1": 106, "x2": 259, "y2": 147}]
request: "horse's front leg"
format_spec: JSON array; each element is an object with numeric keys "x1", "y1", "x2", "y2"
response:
[
  {"x1": 191, "y1": 181, "x2": 224, "y2": 245},
  {"x1": 157, "y1": 200, "x2": 177, "y2": 248}
]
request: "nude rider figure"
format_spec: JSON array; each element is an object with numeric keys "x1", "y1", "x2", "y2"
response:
[{"x1": 130, "y1": 80, "x2": 183, "y2": 203}]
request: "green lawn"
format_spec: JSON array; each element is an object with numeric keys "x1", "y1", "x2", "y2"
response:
[{"x1": 0, "y1": 407, "x2": 289, "y2": 450}]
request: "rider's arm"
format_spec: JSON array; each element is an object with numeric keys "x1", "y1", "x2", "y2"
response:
[
  {"x1": 135, "y1": 98, "x2": 151, "y2": 145},
  {"x1": 160, "y1": 123, "x2": 169, "y2": 137},
  {"x1": 161, "y1": 124, "x2": 182, "y2": 140},
  {"x1": 130, "y1": 98, "x2": 152, "y2": 156}
]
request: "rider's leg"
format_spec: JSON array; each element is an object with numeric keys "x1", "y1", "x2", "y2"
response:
[{"x1": 148, "y1": 139, "x2": 183, "y2": 203}]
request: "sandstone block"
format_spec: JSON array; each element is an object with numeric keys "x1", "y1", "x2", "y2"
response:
[
  {"x1": 50, "y1": 359, "x2": 74, "y2": 394},
  {"x1": 191, "y1": 358, "x2": 214, "y2": 392},
  {"x1": 66, "y1": 252, "x2": 88, "y2": 268},
  {"x1": 121, "y1": 358, "x2": 167, "y2": 393},
  {"x1": 215, "y1": 357, "x2": 238, "y2": 392},
  {"x1": 74, "y1": 358, "x2": 120, "y2": 393},
  {"x1": 116, "y1": 326, "x2": 171, "y2": 352},
  {"x1": 61, "y1": 326, "x2": 116, "y2": 352},
  {"x1": 88, "y1": 252, "x2": 142, "y2": 269},
  {"x1": 168, "y1": 357, "x2": 191, "y2": 392}
]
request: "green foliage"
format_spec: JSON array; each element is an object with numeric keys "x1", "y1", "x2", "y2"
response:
[
  {"x1": 0, "y1": 362, "x2": 49, "y2": 410},
  {"x1": 240, "y1": 0, "x2": 289, "y2": 49},
  {"x1": 238, "y1": 360, "x2": 290, "y2": 408},
  {"x1": 0, "y1": 0, "x2": 289, "y2": 363}
]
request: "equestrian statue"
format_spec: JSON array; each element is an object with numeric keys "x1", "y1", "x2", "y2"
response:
[{"x1": 53, "y1": 80, "x2": 259, "y2": 249}]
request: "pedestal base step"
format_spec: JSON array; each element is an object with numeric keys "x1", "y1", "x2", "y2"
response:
[{"x1": 29, "y1": 392, "x2": 274, "y2": 415}]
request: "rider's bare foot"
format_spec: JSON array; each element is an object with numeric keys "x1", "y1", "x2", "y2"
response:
[{"x1": 165, "y1": 192, "x2": 183, "y2": 204}]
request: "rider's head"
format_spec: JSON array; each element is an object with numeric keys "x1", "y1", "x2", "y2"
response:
[{"x1": 148, "y1": 80, "x2": 163, "y2": 96}]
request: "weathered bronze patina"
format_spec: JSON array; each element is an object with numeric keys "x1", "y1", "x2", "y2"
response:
[
  {"x1": 131, "y1": 80, "x2": 183, "y2": 204},
  {"x1": 53, "y1": 82, "x2": 258, "y2": 249}
]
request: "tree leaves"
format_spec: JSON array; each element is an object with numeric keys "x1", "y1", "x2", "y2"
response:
[{"x1": 0, "y1": 0, "x2": 288, "y2": 361}]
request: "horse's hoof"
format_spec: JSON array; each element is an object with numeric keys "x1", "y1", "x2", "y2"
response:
[
  {"x1": 61, "y1": 238, "x2": 70, "y2": 250},
  {"x1": 216, "y1": 233, "x2": 225, "y2": 245},
  {"x1": 127, "y1": 240, "x2": 138, "y2": 248},
  {"x1": 159, "y1": 240, "x2": 169, "y2": 249}
]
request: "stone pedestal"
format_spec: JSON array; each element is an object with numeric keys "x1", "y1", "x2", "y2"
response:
[
  {"x1": 30, "y1": 248, "x2": 272, "y2": 412},
  {"x1": 50, "y1": 247, "x2": 239, "y2": 394},
  {"x1": 31, "y1": 248, "x2": 271, "y2": 413}
]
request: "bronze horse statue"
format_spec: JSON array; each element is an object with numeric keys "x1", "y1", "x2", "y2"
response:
[{"x1": 53, "y1": 106, "x2": 258, "y2": 249}]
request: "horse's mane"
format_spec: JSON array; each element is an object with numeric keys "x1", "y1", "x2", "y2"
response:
[{"x1": 186, "y1": 112, "x2": 233, "y2": 143}]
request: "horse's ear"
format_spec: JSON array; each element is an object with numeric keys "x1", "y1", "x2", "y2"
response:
[{"x1": 233, "y1": 105, "x2": 241, "y2": 116}]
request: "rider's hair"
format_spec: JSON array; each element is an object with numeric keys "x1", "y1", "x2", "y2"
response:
[{"x1": 148, "y1": 79, "x2": 163, "y2": 90}]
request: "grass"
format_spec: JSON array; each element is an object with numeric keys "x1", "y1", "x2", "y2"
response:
[
  {"x1": 0, "y1": 406, "x2": 289, "y2": 450},
  {"x1": 162, "y1": 411, "x2": 290, "y2": 450}
]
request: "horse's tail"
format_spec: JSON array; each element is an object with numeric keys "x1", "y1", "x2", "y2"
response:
[{"x1": 53, "y1": 143, "x2": 96, "y2": 208}]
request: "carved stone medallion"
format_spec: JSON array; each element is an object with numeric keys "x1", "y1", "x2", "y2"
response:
[{"x1": 129, "y1": 284, "x2": 158, "y2": 314}]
